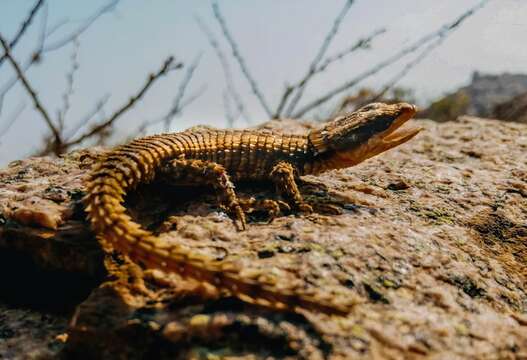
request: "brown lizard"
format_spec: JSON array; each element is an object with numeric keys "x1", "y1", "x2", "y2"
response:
[{"x1": 84, "y1": 102, "x2": 421, "y2": 315}]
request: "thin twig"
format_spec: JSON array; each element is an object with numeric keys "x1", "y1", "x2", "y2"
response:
[
  {"x1": 42, "y1": 0, "x2": 120, "y2": 52},
  {"x1": 0, "y1": 0, "x2": 118, "y2": 114},
  {"x1": 136, "y1": 85, "x2": 206, "y2": 135},
  {"x1": 164, "y1": 53, "x2": 202, "y2": 131},
  {"x1": 174, "y1": 85, "x2": 206, "y2": 115},
  {"x1": 223, "y1": 90, "x2": 236, "y2": 127},
  {"x1": 58, "y1": 38, "x2": 80, "y2": 130},
  {"x1": 0, "y1": 3, "x2": 48, "y2": 114},
  {"x1": 65, "y1": 94, "x2": 110, "y2": 140},
  {"x1": 0, "y1": 0, "x2": 45, "y2": 67},
  {"x1": 293, "y1": 0, "x2": 490, "y2": 118},
  {"x1": 46, "y1": 18, "x2": 69, "y2": 37},
  {"x1": 34, "y1": 1, "x2": 49, "y2": 62},
  {"x1": 195, "y1": 15, "x2": 250, "y2": 124},
  {"x1": 316, "y1": 28, "x2": 386, "y2": 75},
  {"x1": 0, "y1": 102, "x2": 26, "y2": 140},
  {"x1": 0, "y1": 60, "x2": 32, "y2": 114},
  {"x1": 273, "y1": 84, "x2": 295, "y2": 119},
  {"x1": 283, "y1": 0, "x2": 354, "y2": 117},
  {"x1": 275, "y1": 28, "x2": 385, "y2": 118},
  {"x1": 0, "y1": 6, "x2": 48, "y2": 114},
  {"x1": 212, "y1": 2, "x2": 272, "y2": 117},
  {"x1": 64, "y1": 56, "x2": 182, "y2": 148},
  {"x1": 0, "y1": 33, "x2": 62, "y2": 152},
  {"x1": 368, "y1": 36, "x2": 447, "y2": 104}
]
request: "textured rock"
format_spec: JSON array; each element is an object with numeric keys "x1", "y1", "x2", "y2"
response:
[{"x1": 0, "y1": 117, "x2": 526, "y2": 359}]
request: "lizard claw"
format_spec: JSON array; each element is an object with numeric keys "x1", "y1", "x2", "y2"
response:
[
  {"x1": 232, "y1": 202, "x2": 247, "y2": 231},
  {"x1": 276, "y1": 200, "x2": 292, "y2": 213},
  {"x1": 297, "y1": 202, "x2": 313, "y2": 213}
]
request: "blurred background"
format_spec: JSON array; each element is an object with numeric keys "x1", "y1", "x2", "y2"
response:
[{"x1": 1, "y1": 0, "x2": 526, "y2": 165}]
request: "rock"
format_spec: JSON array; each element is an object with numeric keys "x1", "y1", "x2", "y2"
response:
[
  {"x1": 1, "y1": 117, "x2": 526, "y2": 359},
  {"x1": 492, "y1": 91, "x2": 527, "y2": 124}
]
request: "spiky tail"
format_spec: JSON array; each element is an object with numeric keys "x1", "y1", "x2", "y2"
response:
[{"x1": 84, "y1": 134, "x2": 349, "y2": 314}]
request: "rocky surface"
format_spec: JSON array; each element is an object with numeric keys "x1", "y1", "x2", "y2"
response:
[{"x1": 0, "y1": 116, "x2": 526, "y2": 359}]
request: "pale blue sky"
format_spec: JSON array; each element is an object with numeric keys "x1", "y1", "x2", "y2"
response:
[{"x1": 1, "y1": 0, "x2": 526, "y2": 165}]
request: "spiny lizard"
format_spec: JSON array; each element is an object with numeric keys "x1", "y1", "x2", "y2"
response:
[{"x1": 84, "y1": 102, "x2": 420, "y2": 315}]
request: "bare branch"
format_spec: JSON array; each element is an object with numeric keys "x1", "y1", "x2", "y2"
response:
[
  {"x1": 368, "y1": 36, "x2": 447, "y2": 104},
  {"x1": 195, "y1": 15, "x2": 250, "y2": 124},
  {"x1": 176, "y1": 85, "x2": 207, "y2": 113},
  {"x1": 64, "y1": 56, "x2": 182, "y2": 148},
  {"x1": 275, "y1": 27, "x2": 385, "y2": 118},
  {"x1": 58, "y1": 38, "x2": 80, "y2": 130},
  {"x1": 0, "y1": 60, "x2": 32, "y2": 114},
  {"x1": 46, "y1": 18, "x2": 69, "y2": 37},
  {"x1": 41, "y1": 0, "x2": 120, "y2": 52},
  {"x1": 212, "y1": 2, "x2": 272, "y2": 117},
  {"x1": 0, "y1": 33, "x2": 62, "y2": 152},
  {"x1": 283, "y1": 0, "x2": 354, "y2": 117},
  {"x1": 273, "y1": 84, "x2": 295, "y2": 119},
  {"x1": 0, "y1": 8, "x2": 45, "y2": 114},
  {"x1": 316, "y1": 28, "x2": 386, "y2": 75},
  {"x1": 137, "y1": 85, "x2": 207, "y2": 134},
  {"x1": 0, "y1": 3, "x2": 47, "y2": 114},
  {"x1": 293, "y1": 0, "x2": 490, "y2": 118},
  {"x1": 0, "y1": 102, "x2": 26, "y2": 140},
  {"x1": 0, "y1": 0, "x2": 118, "y2": 114},
  {"x1": 34, "y1": 1, "x2": 49, "y2": 61},
  {"x1": 65, "y1": 94, "x2": 110, "y2": 140},
  {"x1": 222, "y1": 90, "x2": 237, "y2": 128},
  {"x1": 163, "y1": 53, "x2": 202, "y2": 131},
  {"x1": 0, "y1": 0, "x2": 45, "y2": 67}
]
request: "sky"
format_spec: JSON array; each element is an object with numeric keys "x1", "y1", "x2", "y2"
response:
[{"x1": 0, "y1": 0, "x2": 526, "y2": 165}]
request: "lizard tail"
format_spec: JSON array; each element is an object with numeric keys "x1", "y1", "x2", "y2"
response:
[{"x1": 84, "y1": 135, "x2": 350, "y2": 315}]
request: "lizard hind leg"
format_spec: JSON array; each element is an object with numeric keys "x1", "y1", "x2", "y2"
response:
[
  {"x1": 161, "y1": 158, "x2": 247, "y2": 230},
  {"x1": 270, "y1": 161, "x2": 313, "y2": 214}
]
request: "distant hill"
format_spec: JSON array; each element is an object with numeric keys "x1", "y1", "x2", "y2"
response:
[
  {"x1": 493, "y1": 92, "x2": 527, "y2": 123},
  {"x1": 422, "y1": 72, "x2": 527, "y2": 122}
]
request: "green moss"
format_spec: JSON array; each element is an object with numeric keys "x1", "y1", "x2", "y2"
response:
[{"x1": 409, "y1": 204, "x2": 455, "y2": 225}]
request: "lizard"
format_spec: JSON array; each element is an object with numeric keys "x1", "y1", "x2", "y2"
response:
[{"x1": 84, "y1": 102, "x2": 421, "y2": 315}]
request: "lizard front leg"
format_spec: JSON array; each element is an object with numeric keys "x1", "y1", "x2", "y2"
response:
[
  {"x1": 270, "y1": 161, "x2": 313, "y2": 214},
  {"x1": 161, "y1": 159, "x2": 247, "y2": 230}
]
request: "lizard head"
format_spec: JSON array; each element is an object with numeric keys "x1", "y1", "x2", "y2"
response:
[{"x1": 307, "y1": 102, "x2": 421, "y2": 168}]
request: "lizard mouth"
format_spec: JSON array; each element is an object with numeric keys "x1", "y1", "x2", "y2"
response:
[{"x1": 380, "y1": 103, "x2": 421, "y2": 149}]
